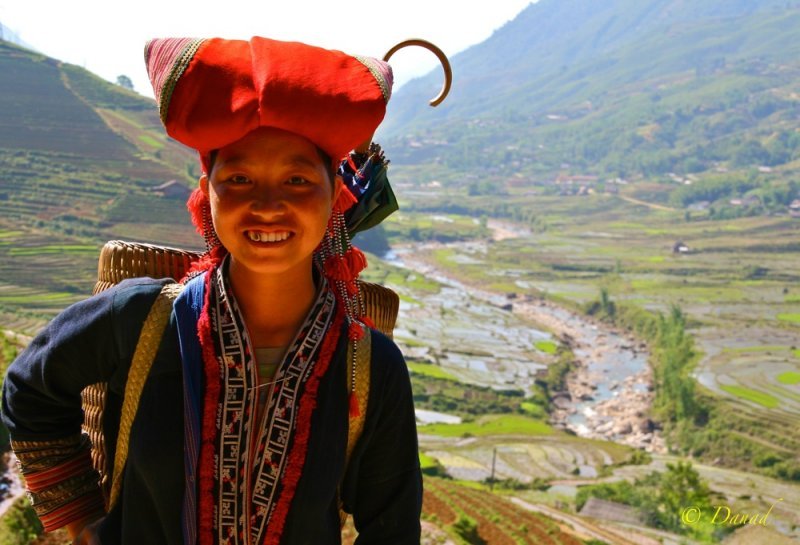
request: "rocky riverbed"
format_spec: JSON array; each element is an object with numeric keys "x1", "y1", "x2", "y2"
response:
[
  {"x1": 388, "y1": 219, "x2": 665, "y2": 453},
  {"x1": 515, "y1": 298, "x2": 665, "y2": 452}
]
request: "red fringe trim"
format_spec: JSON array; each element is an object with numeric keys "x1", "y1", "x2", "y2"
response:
[
  {"x1": 333, "y1": 178, "x2": 358, "y2": 213},
  {"x1": 183, "y1": 245, "x2": 227, "y2": 282},
  {"x1": 186, "y1": 187, "x2": 207, "y2": 237},
  {"x1": 182, "y1": 188, "x2": 228, "y2": 281},
  {"x1": 323, "y1": 256, "x2": 352, "y2": 281},
  {"x1": 264, "y1": 307, "x2": 345, "y2": 545},
  {"x1": 323, "y1": 248, "x2": 367, "y2": 283},
  {"x1": 348, "y1": 321, "x2": 366, "y2": 341},
  {"x1": 361, "y1": 315, "x2": 376, "y2": 329},
  {"x1": 343, "y1": 247, "x2": 367, "y2": 276},
  {"x1": 196, "y1": 270, "x2": 221, "y2": 545},
  {"x1": 348, "y1": 391, "x2": 361, "y2": 418}
]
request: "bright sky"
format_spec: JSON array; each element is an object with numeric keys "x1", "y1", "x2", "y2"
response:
[{"x1": 0, "y1": 0, "x2": 533, "y2": 99}]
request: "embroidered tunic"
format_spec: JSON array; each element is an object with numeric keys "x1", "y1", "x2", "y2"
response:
[{"x1": 2, "y1": 274, "x2": 422, "y2": 544}]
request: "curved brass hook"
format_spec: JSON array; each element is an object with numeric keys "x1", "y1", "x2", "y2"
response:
[{"x1": 384, "y1": 39, "x2": 452, "y2": 107}]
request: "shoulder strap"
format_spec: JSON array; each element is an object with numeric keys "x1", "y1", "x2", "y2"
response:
[
  {"x1": 345, "y1": 328, "x2": 371, "y2": 465},
  {"x1": 108, "y1": 282, "x2": 184, "y2": 510},
  {"x1": 339, "y1": 329, "x2": 372, "y2": 527}
]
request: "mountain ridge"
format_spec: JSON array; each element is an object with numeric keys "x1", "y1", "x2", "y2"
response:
[
  {"x1": 382, "y1": 0, "x2": 799, "y2": 135},
  {"x1": 375, "y1": 0, "x2": 799, "y2": 216},
  {"x1": 0, "y1": 21, "x2": 34, "y2": 51}
]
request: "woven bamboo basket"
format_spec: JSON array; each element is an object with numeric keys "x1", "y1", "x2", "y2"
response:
[{"x1": 82, "y1": 239, "x2": 399, "y2": 500}]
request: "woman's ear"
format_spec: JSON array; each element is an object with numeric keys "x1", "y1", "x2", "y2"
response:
[
  {"x1": 332, "y1": 175, "x2": 344, "y2": 205},
  {"x1": 199, "y1": 174, "x2": 209, "y2": 198}
]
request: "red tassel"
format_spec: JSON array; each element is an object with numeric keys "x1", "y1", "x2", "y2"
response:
[
  {"x1": 343, "y1": 247, "x2": 368, "y2": 277},
  {"x1": 362, "y1": 315, "x2": 375, "y2": 329},
  {"x1": 333, "y1": 178, "x2": 358, "y2": 213},
  {"x1": 349, "y1": 391, "x2": 361, "y2": 418},
  {"x1": 348, "y1": 321, "x2": 365, "y2": 341},
  {"x1": 324, "y1": 256, "x2": 352, "y2": 281}
]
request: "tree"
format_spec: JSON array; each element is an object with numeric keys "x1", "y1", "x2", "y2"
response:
[
  {"x1": 657, "y1": 462, "x2": 712, "y2": 531},
  {"x1": 116, "y1": 74, "x2": 134, "y2": 90}
]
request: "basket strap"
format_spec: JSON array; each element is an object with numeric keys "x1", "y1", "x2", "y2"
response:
[
  {"x1": 109, "y1": 282, "x2": 184, "y2": 510},
  {"x1": 339, "y1": 329, "x2": 372, "y2": 527}
]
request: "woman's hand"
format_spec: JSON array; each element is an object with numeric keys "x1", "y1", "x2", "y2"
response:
[{"x1": 67, "y1": 516, "x2": 103, "y2": 545}]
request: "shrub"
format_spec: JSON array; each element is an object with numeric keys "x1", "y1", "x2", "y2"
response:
[
  {"x1": 0, "y1": 496, "x2": 43, "y2": 545},
  {"x1": 451, "y1": 515, "x2": 482, "y2": 544},
  {"x1": 754, "y1": 452, "x2": 783, "y2": 468}
]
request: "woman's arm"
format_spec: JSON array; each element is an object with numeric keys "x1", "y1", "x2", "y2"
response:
[
  {"x1": 346, "y1": 331, "x2": 423, "y2": 544},
  {"x1": 1, "y1": 278, "x2": 167, "y2": 533}
]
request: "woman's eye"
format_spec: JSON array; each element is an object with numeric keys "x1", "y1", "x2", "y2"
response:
[
  {"x1": 228, "y1": 174, "x2": 250, "y2": 184},
  {"x1": 288, "y1": 176, "x2": 310, "y2": 185}
]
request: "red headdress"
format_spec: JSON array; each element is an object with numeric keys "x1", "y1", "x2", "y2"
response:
[{"x1": 144, "y1": 37, "x2": 392, "y2": 165}]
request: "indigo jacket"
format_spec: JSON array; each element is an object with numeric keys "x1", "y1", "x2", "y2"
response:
[{"x1": 2, "y1": 276, "x2": 422, "y2": 544}]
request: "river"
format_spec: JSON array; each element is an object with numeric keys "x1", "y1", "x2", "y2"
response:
[{"x1": 384, "y1": 219, "x2": 665, "y2": 452}]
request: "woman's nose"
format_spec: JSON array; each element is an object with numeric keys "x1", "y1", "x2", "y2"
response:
[{"x1": 250, "y1": 186, "x2": 288, "y2": 215}]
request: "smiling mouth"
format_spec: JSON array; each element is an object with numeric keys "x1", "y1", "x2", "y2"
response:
[{"x1": 246, "y1": 230, "x2": 293, "y2": 243}]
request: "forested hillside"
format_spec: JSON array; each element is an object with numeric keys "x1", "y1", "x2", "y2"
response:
[
  {"x1": 381, "y1": 0, "x2": 800, "y2": 216},
  {"x1": 0, "y1": 39, "x2": 200, "y2": 328},
  {"x1": 1, "y1": 5, "x2": 799, "y2": 543}
]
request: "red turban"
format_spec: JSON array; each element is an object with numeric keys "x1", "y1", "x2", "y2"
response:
[{"x1": 144, "y1": 37, "x2": 393, "y2": 163}]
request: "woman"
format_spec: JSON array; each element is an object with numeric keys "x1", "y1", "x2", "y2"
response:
[{"x1": 2, "y1": 36, "x2": 421, "y2": 544}]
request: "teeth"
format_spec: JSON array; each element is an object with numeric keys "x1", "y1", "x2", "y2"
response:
[{"x1": 248, "y1": 231, "x2": 290, "y2": 243}]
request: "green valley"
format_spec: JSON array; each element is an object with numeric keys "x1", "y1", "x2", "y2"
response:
[{"x1": 1, "y1": 0, "x2": 800, "y2": 543}]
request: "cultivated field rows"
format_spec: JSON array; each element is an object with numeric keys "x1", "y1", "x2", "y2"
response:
[{"x1": 419, "y1": 434, "x2": 630, "y2": 482}]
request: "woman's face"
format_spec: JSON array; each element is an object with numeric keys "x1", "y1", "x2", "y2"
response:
[{"x1": 200, "y1": 127, "x2": 340, "y2": 277}]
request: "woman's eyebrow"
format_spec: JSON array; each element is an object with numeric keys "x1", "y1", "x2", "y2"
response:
[
  {"x1": 216, "y1": 154, "x2": 321, "y2": 170},
  {"x1": 282, "y1": 154, "x2": 323, "y2": 170},
  {"x1": 214, "y1": 154, "x2": 250, "y2": 169}
]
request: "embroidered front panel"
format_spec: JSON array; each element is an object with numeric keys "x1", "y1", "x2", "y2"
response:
[
  {"x1": 248, "y1": 289, "x2": 335, "y2": 545},
  {"x1": 209, "y1": 264, "x2": 336, "y2": 544}
]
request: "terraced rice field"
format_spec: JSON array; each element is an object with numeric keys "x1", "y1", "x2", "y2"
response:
[
  {"x1": 419, "y1": 435, "x2": 632, "y2": 483},
  {"x1": 697, "y1": 342, "x2": 800, "y2": 415},
  {"x1": 0, "y1": 196, "x2": 200, "y2": 328},
  {"x1": 0, "y1": 228, "x2": 97, "y2": 312},
  {"x1": 0, "y1": 40, "x2": 208, "y2": 336},
  {"x1": 0, "y1": 310, "x2": 45, "y2": 338},
  {"x1": 105, "y1": 222, "x2": 202, "y2": 249},
  {"x1": 419, "y1": 415, "x2": 554, "y2": 439},
  {"x1": 385, "y1": 201, "x2": 800, "y2": 476},
  {"x1": 364, "y1": 252, "x2": 558, "y2": 393},
  {"x1": 105, "y1": 194, "x2": 195, "y2": 225},
  {"x1": 610, "y1": 454, "x2": 800, "y2": 540}
]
